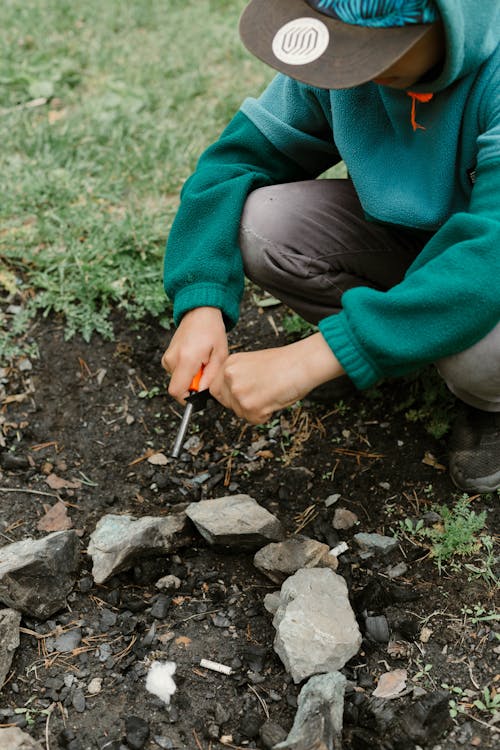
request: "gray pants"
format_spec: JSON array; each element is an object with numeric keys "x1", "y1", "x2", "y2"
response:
[{"x1": 239, "y1": 180, "x2": 500, "y2": 412}]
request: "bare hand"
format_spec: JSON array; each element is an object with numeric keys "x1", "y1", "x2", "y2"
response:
[
  {"x1": 161, "y1": 307, "x2": 228, "y2": 403},
  {"x1": 210, "y1": 333, "x2": 344, "y2": 424}
]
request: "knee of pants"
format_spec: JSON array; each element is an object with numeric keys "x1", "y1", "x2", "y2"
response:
[
  {"x1": 437, "y1": 324, "x2": 500, "y2": 406},
  {"x1": 239, "y1": 186, "x2": 299, "y2": 288}
]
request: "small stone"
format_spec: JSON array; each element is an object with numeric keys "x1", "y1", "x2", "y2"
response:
[
  {"x1": 88, "y1": 677, "x2": 103, "y2": 695},
  {"x1": 259, "y1": 721, "x2": 288, "y2": 749},
  {"x1": 254, "y1": 535, "x2": 337, "y2": 584},
  {"x1": 332, "y1": 508, "x2": 358, "y2": 530},
  {"x1": 155, "y1": 575, "x2": 181, "y2": 592},
  {"x1": 125, "y1": 716, "x2": 149, "y2": 750},
  {"x1": 185, "y1": 494, "x2": 284, "y2": 550},
  {"x1": 275, "y1": 672, "x2": 346, "y2": 750},
  {"x1": 240, "y1": 713, "x2": 264, "y2": 739},
  {"x1": 150, "y1": 596, "x2": 171, "y2": 619},
  {"x1": 54, "y1": 629, "x2": 82, "y2": 652},
  {"x1": 324, "y1": 494, "x2": 341, "y2": 507},
  {"x1": 0, "y1": 727, "x2": 44, "y2": 749},
  {"x1": 72, "y1": 688, "x2": 86, "y2": 713},
  {"x1": 365, "y1": 615, "x2": 390, "y2": 643},
  {"x1": 354, "y1": 532, "x2": 398, "y2": 556},
  {"x1": 0, "y1": 609, "x2": 21, "y2": 687},
  {"x1": 385, "y1": 562, "x2": 408, "y2": 579}
]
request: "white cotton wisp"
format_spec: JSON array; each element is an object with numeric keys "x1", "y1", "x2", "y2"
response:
[{"x1": 145, "y1": 660, "x2": 177, "y2": 705}]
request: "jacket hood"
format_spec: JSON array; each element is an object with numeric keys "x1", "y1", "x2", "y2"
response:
[{"x1": 412, "y1": 0, "x2": 499, "y2": 92}]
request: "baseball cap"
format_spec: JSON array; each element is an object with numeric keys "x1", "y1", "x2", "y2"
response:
[{"x1": 239, "y1": 0, "x2": 440, "y2": 89}]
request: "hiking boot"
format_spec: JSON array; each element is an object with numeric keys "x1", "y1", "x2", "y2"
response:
[{"x1": 448, "y1": 404, "x2": 500, "y2": 492}]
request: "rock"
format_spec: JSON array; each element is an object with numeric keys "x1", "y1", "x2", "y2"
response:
[
  {"x1": 332, "y1": 508, "x2": 358, "y2": 530},
  {"x1": 270, "y1": 568, "x2": 362, "y2": 683},
  {"x1": 240, "y1": 713, "x2": 264, "y2": 739},
  {"x1": 150, "y1": 595, "x2": 171, "y2": 619},
  {"x1": 385, "y1": 562, "x2": 408, "y2": 579},
  {"x1": 72, "y1": 688, "x2": 86, "y2": 712},
  {"x1": 365, "y1": 615, "x2": 390, "y2": 643},
  {"x1": 275, "y1": 672, "x2": 346, "y2": 750},
  {"x1": 254, "y1": 536, "x2": 338, "y2": 584},
  {"x1": 0, "y1": 608, "x2": 21, "y2": 687},
  {"x1": 185, "y1": 495, "x2": 284, "y2": 550},
  {"x1": 155, "y1": 575, "x2": 181, "y2": 592},
  {"x1": 124, "y1": 716, "x2": 149, "y2": 750},
  {"x1": 53, "y1": 628, "x2": 82, "y2": 652},
  {"x1": 354, "y1": 532, "x2": 398, "y2": 556},
  {"x1": 0, "y1": 727, "x2": 43, "y2": 749},
  {"x1": 87, "y1": 513, "x2": 189, "y2": 584},
  {"x1": 0, "y1": 531, "x2": 80, "y2": 619},
  {"x1": 259, "y1": 720, "x2": 288, "y2": 749}
]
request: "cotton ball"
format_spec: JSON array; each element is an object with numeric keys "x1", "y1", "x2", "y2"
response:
[{"x1": 145, "y1": 660, "x2": 177, "y2": 705}]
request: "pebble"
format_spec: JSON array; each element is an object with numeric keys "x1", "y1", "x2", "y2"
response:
[
  {"x1": 72, "y1": 688, "x2": 86, "y2": 713},
  {"x1": 260, "y1": 720, "x2": 288, "y2": 749},
  {"x1": 332, "y1": 508, "x2": 359, "y2": 530},
  {"x1": 365, "y1": 615, "x2": 390, "y2": 643},
  {"x1": 124, "y1": 716, "x2": 150, "y2": 750},
  {"x1": 324, "y1": 493, "x2": 341, "y2": 507},
  {"x1": 155, "y1": 575, "x2": 181, "y2": 592},
  {"x1": 150, "y1": 595, "x2": 171, "y2": 619}
]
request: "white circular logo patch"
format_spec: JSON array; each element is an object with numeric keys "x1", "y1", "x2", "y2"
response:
[{"x1": 272, "y1": 17, "x2": 330, "y2": 66}]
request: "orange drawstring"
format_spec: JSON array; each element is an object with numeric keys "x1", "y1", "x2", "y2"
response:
[{"x1": 407, "y1": 91, "x2": 434, "y2": 131}]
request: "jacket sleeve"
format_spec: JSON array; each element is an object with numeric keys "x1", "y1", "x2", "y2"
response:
[
  {"x1": 319, "y1": 89, "x2": 500, "y2": 388},
  {"x1": 164, "y1": 76, "x2": 339, "y2": 328}
]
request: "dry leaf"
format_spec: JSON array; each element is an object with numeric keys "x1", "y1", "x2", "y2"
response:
[
  {"x1": 421, "y1": 452, "x2": 446, "y2": 471},
  {"x1": 256, "y1": 450, "x2": 274, "y2": 459},
  {"x1": 37, "y1": 500, "x2": 73, "y2": 532},
  {"x1": 372, "y1": 669, "x2": 408, "y2": 699},
  {"x1": 45, "y1": 473, "x2": 82, "y2": 490},
  {"x1": 174, "y1": 636, "x2": 191, "y2": 648}
]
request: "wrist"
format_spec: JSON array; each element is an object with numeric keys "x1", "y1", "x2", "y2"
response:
[{"x1": 292, "y1": 332, "x2": 344, "y2": 391}]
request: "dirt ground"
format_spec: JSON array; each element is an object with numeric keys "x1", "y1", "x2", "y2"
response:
[{"x1": 0, "y1": 294, "x2": 498, "y2": 750}]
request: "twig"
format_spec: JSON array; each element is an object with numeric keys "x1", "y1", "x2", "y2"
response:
[
  {"x1": 193, "y1": 729, "x2": 204, "y2": 750},
  {"x1": 247, "y1": 684, "x2": 269, "y2": 719},
  {"x1": 0, "y1": 487, "x2": 59, "y2": 499},
  {"x1": 45, "y1": 703, "x2": 55, "y2": 750},
  {"x1": 0, "y1": 97, "x2": 48, "y2": 115}
]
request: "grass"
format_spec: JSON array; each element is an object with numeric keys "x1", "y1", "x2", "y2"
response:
[{"x1": 0, "y1": 0, "x2": 274, "y2": 357}]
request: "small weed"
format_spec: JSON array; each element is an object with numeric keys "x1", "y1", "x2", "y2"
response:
[
  {"x1": 396, "y1": 369, "x2": 455, "y2": 438},
  {"x1": 473, "y1": 687, "x2": 500, "y2": 716},
  {"x1": 461, "y1": 604, "x2": 500, "y2": 624},
  {"x1": 399, "y1": 494, "x2": 490, "y2": 573}
]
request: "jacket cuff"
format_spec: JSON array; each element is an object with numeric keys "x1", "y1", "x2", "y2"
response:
[
  {"x1": 172, "y1": 283, "x2": 241, "y2": 330},
  {"x1": 318, "y1": 313, "x2": 381, "y2": 389}
]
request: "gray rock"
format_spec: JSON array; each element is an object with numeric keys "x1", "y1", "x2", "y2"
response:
[
  {"x1": 259, "y1": 720, "x2": 288, "y2": 749},
  {"x1": 271, "y1": 568, "x2": 362, "y2": 683},
  {"x1": 0, "y1": 531, "x2": 80, "y2": 619},
  {"x1": 54, "y1": 628, "x2": 82, "y2": 652},
  {"x1": 186, "y1": 495, "x2": 284, "y2": 550},
  {"x1": 275, "y1": 672, "x2": 346, "y2": 750},
  {"x1": 354, "y1": 532, "x2": 398, "y2": 556},
  {"x1": 0, "y1": 727, "x2": 43, "y2": 749},
  {"x1": 365, "y1": 615, "x2": 390, "y2": 643},
  {"x1": 0, "y1": 608, "x2": 21, "y2": 687},
  {"x1": 254, "y1": 536, "x2": 338, "y2": 584},
  {"x1": 87, "y1": 513, "x2": 189, "y2": 584}
]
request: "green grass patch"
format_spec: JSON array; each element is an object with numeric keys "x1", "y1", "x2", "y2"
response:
[{"x1": 0, "y1": 0, "x2": 274, "y2": 357}]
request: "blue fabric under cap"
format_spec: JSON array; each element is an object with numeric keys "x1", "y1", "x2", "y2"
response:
[{"x1": 306, "y1": 0, "x2": 440, "y2": 27}]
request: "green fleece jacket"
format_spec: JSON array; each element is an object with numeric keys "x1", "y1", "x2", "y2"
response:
[{"x1": 164, "y1": 0, "x2": 500, "y2": 389}]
